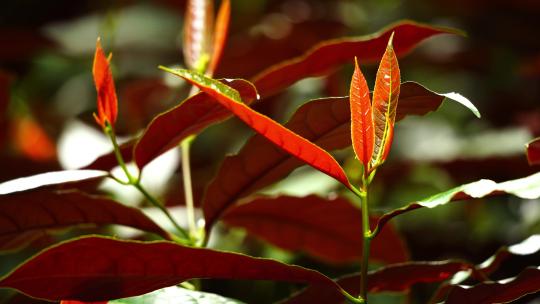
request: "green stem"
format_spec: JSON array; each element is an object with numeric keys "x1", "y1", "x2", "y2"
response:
[
  {"x1": 359, "y1": 187, "x2": 371, "y2": 302},
  {"x1": 181, "y1": 136, "x2": 197, "y2": 239}
]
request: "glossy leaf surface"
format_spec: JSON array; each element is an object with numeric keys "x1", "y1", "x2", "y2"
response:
[
  {"x1": 0, "y1": 236, "x2": 338, "y2": 301},
  {"x1": 207, "y1": 0, "x2": 230, "y2": 76},
  {"x1": 370, "y1": 34, "x2": 400, "y2": 168},
  {"x1": 526, "y1": 137, "x2": 540, "y2": 165},
  {"x1": 349, "y1": 59, "x2": 373, "y2": 172},
  {"x1": 109, "y1": 286, "x2": 244, "y2": 304},
  {"x1": 183, "y1": 0, "x2": 214, "y2": 70},
  {"x1": 222, "y1": 195, "x2": 408, "y2": 264},
  {"x1": 252, "y1": 21, "x2": 463, "y2": 98},
  {"x1": 374, "y1": 171, "x2": 540, "y2": 236},
  {"x1": 134, "y1": 79, "x2": 257, "y2": 168},
  {"x1": 0, "y1": 190, "x2": 171, "y2": 251},
  {"x1": 203, "y1": 82, "x2": 476, "y2": 230},
  {"x1": 0, "y1": 170, "x2": 107, "y2": 194},
  {"x1": 93, "y1": 39, "x2": 118, "y2": 128}
]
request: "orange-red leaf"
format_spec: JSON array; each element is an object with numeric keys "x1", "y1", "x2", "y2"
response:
[
  {"x1": 350, "y1": 58, "x2": 374, "y2": 173},
  {"x1": 159, "y1": 68, "x2": 351, "y2": 189},
  {"x1": 207, "y1": 0, "x2": 230, "y2": 76},
  {"x1": 222, "y1": 195, "x2": 408, "y2": 265},
  {"x1": 92, "y1": 39, "x2": 118, "y2": 128},
  {"x1": 183, "y1": 0, "x2": 214, "y2": 70},
  {"x1": 526, "y1": 137, "x2": 540, "y2": 165},
  {"x1": 0, "y1": 236, "x2": 339, "y2": 301},
  {"x1": 371, "y1": 34, "x2": 400, "y2": 169}
]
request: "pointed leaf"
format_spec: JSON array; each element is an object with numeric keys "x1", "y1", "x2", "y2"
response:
[
  {"x1": 109, "y1": 286, "x2": 245, "y2": 304},
  {"x1": 0, "y1": 189, "x2": 171, "y2": 251},
  {"x1": 526, "y1": 137, "x2": 540, "y2": 165},
  {"x1": 350, "y1": 59, "x2": 374, "y2": 172},
  {"x1": 373, "y1": 171, "x2": 540, "y2": 237},
  {"x1": 183, "y1": 0, "x2": 214, "y2": 70},
  {"x1": 207, "y1": 0, "x2": 230, "y2": 76},
  {"x1": 93, "y1": 39, "x2": 118, "y2": 128},
  {"x1": 159, "y1": 68, "x2": 351, "y2": 189},
  {"x1": 445, "y1": 267, "x2": 540, "y2": 304},
  {"x1": 0, "y1": 236, "x2": 339, "y2": 301},
  {"x1": 222, "y1": 195, "x2": 408, "y2": 264},
  {"x1": 370, "y1": 34, "x2": 400, "y2": 169},
  {"x1": 252, "y1": 20, "x2": 464, "y2": 98},
  {"x1": 134, "y1": 79, "x2": 257, "y2": 168},
  {"x1": 203, "y1": 82, "x2": 452, "y2": 230}
]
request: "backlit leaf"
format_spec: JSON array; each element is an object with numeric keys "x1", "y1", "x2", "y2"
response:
[
  {"x1": 92, "y1": 39, "x2": 118, "y2": 129},
  {"x1": 207, "y1": 0, "x2": 230, "y2": 76},
  {"x1": 252, "y1": 21, "x2": 464, "y2": 98},
  {"x1": 109, "y1": 286, "x2": 245, "y2": 304},
  {"x1": 183, "y1": 0, "x2": 214, "y2": 70},
  {"x1": 0, "y1": 170, "x2": 107, "y2": 195},
  {"x1": 349, "y1": 58, "x2": 374, "y2": 173},
  {"x1": 371, "y1": 34, "x2": 400, "y2": 169},
  {"x1": 222, "y1": 195, "x2": 408, "y2": 265},
  {"x1": 134, "y1": 79, "x2": 257, "y2": 168},
  {"x1": 0, "y1": 236, "x2": 339, "y2": 301},
  {"x1": 526, "y1": 137, "x2": 540, "y2": 165}
]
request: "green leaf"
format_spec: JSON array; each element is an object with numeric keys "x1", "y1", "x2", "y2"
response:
[{"x1": 111, "y1": 286, "x2": 245, "y2": 304}]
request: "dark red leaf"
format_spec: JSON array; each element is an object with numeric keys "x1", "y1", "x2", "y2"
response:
[
  {"x1": 526, "y1": 137, "x2": 540, "y2": 165},
  {"x1": 252, "y1": 21, "x2": 463, "y2": 98},
  {"x1": 183, "y1": 0, "x2": 214, "y2": 70},
  {"x1": 61, "y1": 301, "x2": 107, "y2": 304},
  {"x1": 349, "y1": 59, "x2": 374, "y2": 172},
  {"x1": 222, "y1": 195, "x2": 408, "y2": 264},
  {"x1": 371, "y1": 34, "x2": 400, "y2": 169},
  {"x1": 207, "y1": 0, "x2": 230, "y2": 76},
  {"x1": 134, "y1": 79, "x2": 257, "y2": 168},
  {"x1": 83, "y1": 140, "x2": 135, "y2": 171},
  {"x1": 445, "y1": 267, "x2": 540, "y2": 304},
  {"x1": 202, "y1": 82, "x2": 447, "y2": 231},
  {"x1": 0, "y1": 236, "x2": 339, "y2": 301},
  {"x1": 0, "y1": 190, "x2": 171, "y2": 252},
  {"x1": 92, "y1": 39, "x2": 118, "y2": 129}
]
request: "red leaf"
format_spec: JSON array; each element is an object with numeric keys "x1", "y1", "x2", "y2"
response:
[
  {"x1": 222, "y1": 195, "x2": 408, "y2": 265},
  {"x1": 445, "y1": 267, "x2": 540, "y2": 304},
  {"x1": 159, "y1": 67, "x2": 351, "y2": 190},
  {"x1": 183, "y1": 0, "x2": 214, "y2": 70},
  {"x1": 349, "y1": 58, "x2": 374, "y2": 173},
  {"x1": 203, "y1": 82, "x2": 445, "y2": 230},
  {"x1": 252, "y1": 21, "x2": 463, "y2": 98},
  {"x1": 526, "y1": 137, "x2": 540, "y2": 165},
  {"x1": 61, "y1": 301, "x2": 107, "y2": 304},
  {"x1": 134, "y1": 79, "x2": 257, "y2": 168},
  {"x1": 83, "y1": 140, "x2": 135, "y2": 171},
  {"x1": 0, "y1": 236, "x2": 339, "y2": 301},
  {"x1": 0, "y1": 189, "x2": 171, "y2": 251},
  {"x1": 92, "y1": 39, "x2": 118, "y2": 129},
  {"x1": 207, "y1": 0, "x2": 230, "y2": 76},
  {"x1": 12, "y1": 116, "x2": 56, "y2": 162},
  {"x1": 371, "y1": 34, "x2": 400, "y2": 169}
]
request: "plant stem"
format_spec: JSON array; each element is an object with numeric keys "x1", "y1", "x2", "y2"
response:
[
  {"x1": 359, "y1": 186, "x2": 371, "y2": 302},
  {"x1": 181, "y1": 135, "x2": 197, "y2": 238}
]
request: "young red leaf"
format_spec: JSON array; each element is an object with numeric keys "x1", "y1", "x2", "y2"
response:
[
  {"x1": 92, "y1": 39, "x2": 118, "y2": 129},
  {"x1": 371, "y1": 33, "x2": 400, "y2": 169},
  {"x1": 445, "y1": 267, "x2": 540, "y2": 304},
  {"x1": 203, "y1": 82, "x2": 451, "y2": 230},
  {"x1": 207, "y1": 0, "x2": 230, "y2": 76},
  {"x1": 373, "y1": 171, "x2": 540, "y2": 237},
  {"x1": 134, "y1": 79, "x2": 257, "y2": 168},
  {"x1": 526, "y1": 137, "x2": 540, "y2": 165},
  {"x1": 183, "y1": 0, "x2": 214, "y2": 70},
  {"x1": 159, "y1": 68, "x2": 351, "y2": 189},
  {"x1": 0, "y1": 189, "x2": 172, "y2": 249},
  {"x1": 252, "y1": 21, "x2": 463, "y2": 98},
  {"x1": 0, "y1": 236, "x2": 339, "y2": 301},
  {"x1": 349, "y1": 58, "x2": 374, "y2": 173},
  {"x1": 222, "y1": 195, "x2": 408, "y2": 265}
]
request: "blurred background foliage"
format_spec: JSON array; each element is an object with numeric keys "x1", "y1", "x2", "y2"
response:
[{"x1": 1, "y1": 0, "x2": 539, "y2": 303}]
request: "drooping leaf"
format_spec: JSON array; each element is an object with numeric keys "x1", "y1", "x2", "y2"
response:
[
  {"x1": 93, "y1": 38, "x2": 118, "y2": 129},
  {"x1": 373, "y1": 171, "x2": 540, "y2": 237},
  {"x1": 134, "y1": 79, "x2": 257, "y2": 168},
  {"x1": 159, "y1": 67, "x2": 351, "y2": 193},
  {"x1": 370, "y1": 34, "x2": 400, "y2": 169},
  {"x1": 183, "y1": 0, "x2": 214, "y2": 70},
  {"x1": 0, "y1": 189, "x2": 172, "y2": 252},
  {"x1": 445, "y1": 267, "x2": 540, "y2": 304},
  {"x1": 207, "y1": 0, "x2": 230, "y2": 76},
  {"x1": 252, "y1": 21, "x2": 464, "y2": 98},
  {"x1": 222, "y1": 195, "x2": 408, "y2": 265},
  {"x1": 0, "y1": 236, "x2": 339, "y2": 301},
  {"x1": 109, "y1": 286, "x2": 245, "y2": 304},
  {"x1": 526, "y1": 137, "x2": 540, "y2": 165},
  {"x1": 349, "y1": 58, "x2": 374, "y2": 173},
  {"x1": 203, "y1": 82, "x2": 476, "y2": 230}
]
